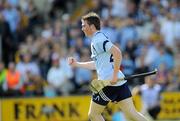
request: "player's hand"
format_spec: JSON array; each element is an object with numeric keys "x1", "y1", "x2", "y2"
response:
[
  {"x1": 67, "y1": 57, "x2": 77, "y2": 67},
  {"x1": 110, "y1": 76, "x2": 118, "y2": 85}
]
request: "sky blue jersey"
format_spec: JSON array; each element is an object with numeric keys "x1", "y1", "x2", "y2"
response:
[{"x1": 91, "y1": 31, "x2": 126, "y2": 86}]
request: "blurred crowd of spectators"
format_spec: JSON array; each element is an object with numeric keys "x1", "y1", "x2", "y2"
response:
[{"x1": 0, "y1": 0, "x2": 179, "y2": 101}]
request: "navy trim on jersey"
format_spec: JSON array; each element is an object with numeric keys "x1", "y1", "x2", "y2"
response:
[
  {"x1": 103, "y1": 40, "x2": 109, "y2": 52},
  {"x1": 94, "y1": 31, "x2": 101, "y2": 37},
  {"x1": 92, "y1": 45, "x2": 98, "y2": 55},
  {"x1": 94, "y1": 31, "x2": 108, "y2": 39},
  {"x1": 101, "y1": 32, "x2": 108, "y2": 39}
]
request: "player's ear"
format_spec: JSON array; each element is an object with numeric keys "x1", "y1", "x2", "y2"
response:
[{"x1": 90, "y1": 24, "x2": 96, "y2": 30}]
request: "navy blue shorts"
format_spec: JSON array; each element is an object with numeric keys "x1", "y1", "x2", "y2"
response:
[{"x1": 92, "y1": 83, "x2": 132, "y2": 106}]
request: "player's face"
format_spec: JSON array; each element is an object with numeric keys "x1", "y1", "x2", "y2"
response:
[{"x1": 81, "y1": 20, "x2": 92, "y2": 37}]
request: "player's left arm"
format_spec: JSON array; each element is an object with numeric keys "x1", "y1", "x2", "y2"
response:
[{"x1": 109, "y1": 45, "x2": 122, "y2": 84}]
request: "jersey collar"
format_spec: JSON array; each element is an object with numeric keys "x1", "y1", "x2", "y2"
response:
[{"x1": 91, "y1": 31, "x2": 100, "y2": 40}]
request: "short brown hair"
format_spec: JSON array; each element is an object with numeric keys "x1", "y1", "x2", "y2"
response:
[{"x1": 82, "y1": 12, "x2": 101, "y2": 30}]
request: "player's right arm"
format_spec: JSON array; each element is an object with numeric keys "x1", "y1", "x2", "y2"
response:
[{"x1": 68, "y1": 57, "x2": 96, "y2": 70}]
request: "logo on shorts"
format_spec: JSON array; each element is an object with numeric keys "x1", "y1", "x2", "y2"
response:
[{"x1": 93, "y1": 95, "x2": 100, "y2": 101}]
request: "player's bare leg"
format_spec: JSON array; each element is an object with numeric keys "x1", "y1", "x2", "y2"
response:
[
  {"x1": 117, "y1": 97, "x2": 148, "y2": 121},
  {"x1": 88, "y1": 100, "x2": 106, "y2": 121}
]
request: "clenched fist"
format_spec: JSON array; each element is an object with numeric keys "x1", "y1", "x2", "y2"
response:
[{"x1": 67, "y1": 57, "x2": 77, "y2": 67}]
